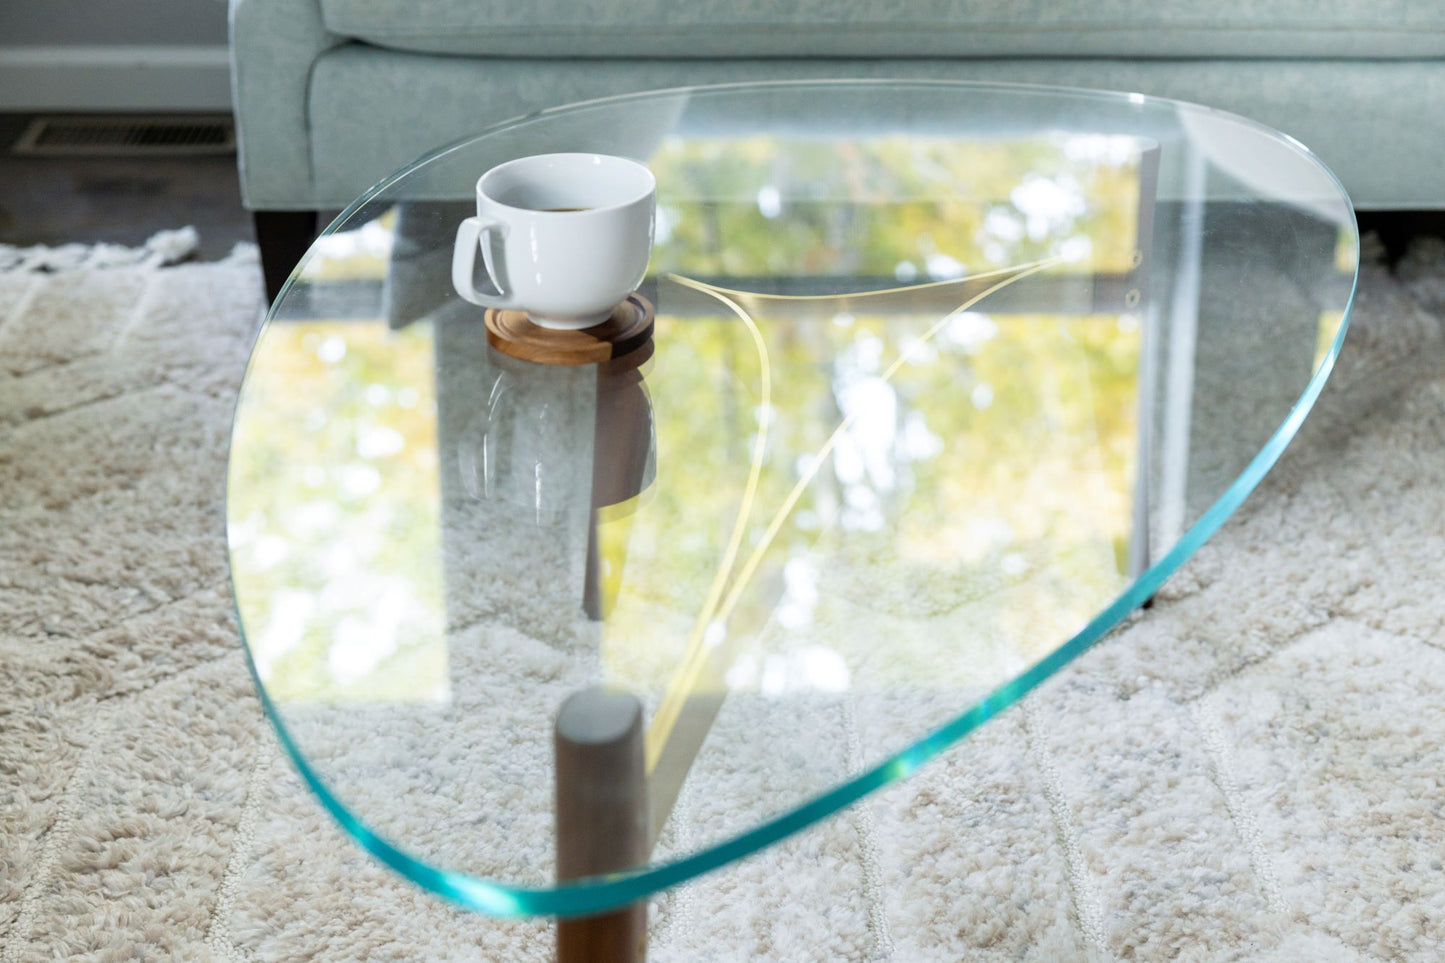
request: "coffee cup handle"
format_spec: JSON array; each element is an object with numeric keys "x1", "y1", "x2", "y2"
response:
[{"x1": 452, "y1": 215, "x2": 516, "y2": 309}]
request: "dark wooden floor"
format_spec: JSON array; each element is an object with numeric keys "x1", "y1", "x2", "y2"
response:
[{"x1": 0, "y1": 113, "x2": 252, "y2": 262}]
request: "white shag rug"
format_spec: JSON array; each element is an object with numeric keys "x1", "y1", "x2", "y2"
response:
[{"x1": 2, "y1": 232, "x2": 1444, "y2": 961}]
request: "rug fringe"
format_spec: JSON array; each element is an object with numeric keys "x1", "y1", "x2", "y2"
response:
[{"x1": 0, "y1": 227, "x2": 202, "y2": 273}]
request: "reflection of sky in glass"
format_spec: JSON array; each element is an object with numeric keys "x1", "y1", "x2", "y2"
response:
[
  {"x1": 301, "y1": 213, "x2": 396, "y2": 282},
  {"x1": 229, "y1": 320, "x2": 447, "y2": 703}
]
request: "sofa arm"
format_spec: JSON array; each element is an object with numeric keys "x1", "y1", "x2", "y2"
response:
[{"x1": 229, "y1": 0, "x2": 341, "y2": 210}]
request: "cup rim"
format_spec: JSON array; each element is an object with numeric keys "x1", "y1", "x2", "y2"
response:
[{"x1": 477, "y1": 152, "x2": 656, "y2": 216}]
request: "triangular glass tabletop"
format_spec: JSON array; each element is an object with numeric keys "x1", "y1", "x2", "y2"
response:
[{"x1": 228, "y1": 81, "x2": 1356, "y2": 918}]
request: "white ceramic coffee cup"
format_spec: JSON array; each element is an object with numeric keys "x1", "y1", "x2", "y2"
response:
[{"x1": 452, "y1": 153, "x2": 656, "y2": 330}]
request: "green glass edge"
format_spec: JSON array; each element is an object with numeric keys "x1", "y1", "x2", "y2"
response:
[{"x1": 226, "y1": 80, "x2": 1361, "y2": 919}]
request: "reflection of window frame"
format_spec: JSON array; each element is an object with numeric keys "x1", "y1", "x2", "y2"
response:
[{"x1": 1152, "y1": 147, "x2": 1203, "y2": 560}]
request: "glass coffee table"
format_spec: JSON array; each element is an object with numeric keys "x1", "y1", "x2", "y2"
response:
[{"x1": 227, "y1": 81, "x2": 1357, "y2": 935}]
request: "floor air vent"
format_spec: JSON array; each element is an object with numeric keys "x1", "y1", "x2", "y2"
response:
[{"x1": 12, "y1": 115, "x2": 236, "y2": 157}]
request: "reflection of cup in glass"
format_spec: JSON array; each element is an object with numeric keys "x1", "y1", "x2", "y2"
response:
[
  {"x1": 472, "y1": 344, "x2": 657, "y2": 527},
  {"x1": 451, "y1": 153, "x2": 656, "y2": 329},
  {"x1": 480, "y1": 358, "x2": 595, "y2": 524},
  {"x1": 469, "y1": 342, "x2": 657, "y2": 619}
]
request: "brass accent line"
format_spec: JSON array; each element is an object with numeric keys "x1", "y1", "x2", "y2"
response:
[
  {"x1": 643, "y1": 258, "x2": 1064, "y2": 843},
  {"x1": 643, "y1": 276, "x2": 774, "y2": 771},
  {"x1": 681, "y1": 256, "x2": 1065, "y2": 303}
]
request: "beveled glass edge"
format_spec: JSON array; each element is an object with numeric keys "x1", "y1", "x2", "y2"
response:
[{"x1": 230, "y1": 79, "x2": 1361, "y2": 918}]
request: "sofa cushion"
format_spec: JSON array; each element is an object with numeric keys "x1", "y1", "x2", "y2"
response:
[
  {"x1": 306, "y1": 45, "x2": 1444, "y2": 210},
  {"x1": 318, "y1": 0, "x2": 1445, "y2": 59}
]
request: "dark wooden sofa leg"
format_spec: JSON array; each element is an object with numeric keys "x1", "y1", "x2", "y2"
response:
[{"x1": 253, "y1": 210, "x2": 319, "y2": 303}]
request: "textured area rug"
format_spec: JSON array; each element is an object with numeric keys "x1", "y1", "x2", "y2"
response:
[{"x1": 2, "y1": 233, "x2": 1444, "y2": 961}]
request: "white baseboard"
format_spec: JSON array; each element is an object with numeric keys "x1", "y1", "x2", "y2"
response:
[{"x1": 0, "y1": 45, "x2": 231, "y2": 111}]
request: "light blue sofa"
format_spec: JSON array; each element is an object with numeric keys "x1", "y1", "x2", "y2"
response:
[{"x1": 230, "y1": 0, "x2": 1445, "y2": 292}]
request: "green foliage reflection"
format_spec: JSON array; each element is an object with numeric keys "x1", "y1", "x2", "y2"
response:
[
  {"x1": 649, "y1": 135, "x2": 1143, "y2": 279},
  {"x1": 229, "y1": 321, "x2": 446, "y2": 703},
  {"x1": 601, "y1": 289, "x2": 1140, "y2": 695}
]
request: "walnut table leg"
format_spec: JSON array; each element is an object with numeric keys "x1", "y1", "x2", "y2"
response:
[{"x1": 554, "y1": 687, "x2": 648, "y2": 962}]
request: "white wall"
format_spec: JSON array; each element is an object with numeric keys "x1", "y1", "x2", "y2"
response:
[{"x1": 0, "y1": 0, "x2": 232, "y2": 110}]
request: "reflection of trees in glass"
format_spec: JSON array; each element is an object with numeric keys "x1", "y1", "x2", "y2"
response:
[
  {"x1": 602, "y1": 293, "x2": 1140, "y2": 694},
  {"x1": 648, "y1": 135, "x2": 1142, "y2": 279},
  {"x1": 235, "y1": 129, "x2": 1149, "y2": 704},
  {"x1": 229, "y1": 321, "x2": 446, "y2": 702}
]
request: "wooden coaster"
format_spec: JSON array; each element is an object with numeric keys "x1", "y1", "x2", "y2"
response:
[{"x1": 484, "y1": 293, "x2": 654, "y2": 366}]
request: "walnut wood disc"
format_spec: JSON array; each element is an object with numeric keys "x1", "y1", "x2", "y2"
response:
[{"x1": 484, "y1": 293, "x2": 654, "y2": 366}]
